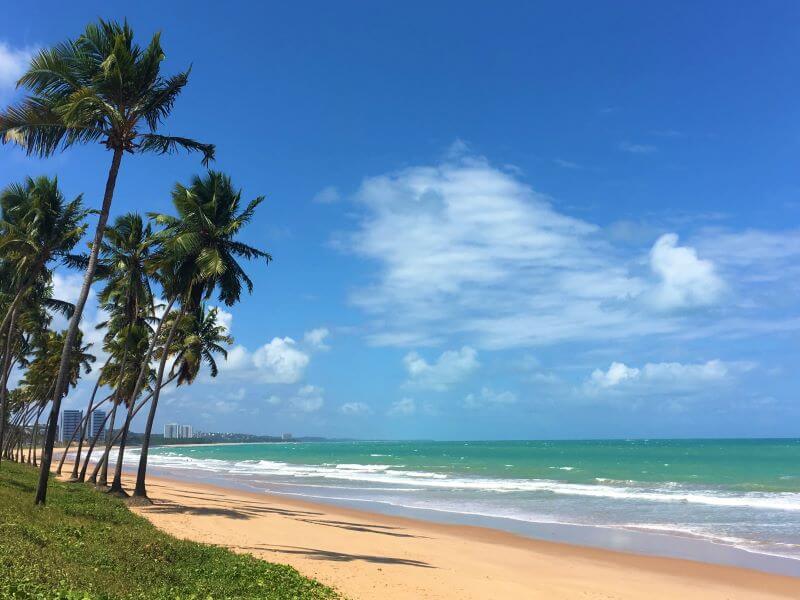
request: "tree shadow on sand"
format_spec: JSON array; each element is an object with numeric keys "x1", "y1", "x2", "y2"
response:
[{"x1": 235, "y1": 544, "x2": 435, "y2": 568}]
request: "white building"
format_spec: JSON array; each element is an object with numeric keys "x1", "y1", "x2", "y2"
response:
[
  {"x1": 164, "y1": 423, "x2": 193, "y2": 439},
  {"x1": 60, "y1": 410, "x2": 83, "y2": 443}
]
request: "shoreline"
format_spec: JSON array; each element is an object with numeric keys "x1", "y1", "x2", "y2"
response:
[{"x1": 51, "y1": 453, "x2": 800, "y2": 599}]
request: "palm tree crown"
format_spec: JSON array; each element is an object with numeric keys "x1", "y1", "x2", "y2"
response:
[
  {"x1": 0, "y1": 19, "x2": 214, "y2": 164},
  {"x1": 150, "y1": 171, "x2": 272, "y2": 308}
]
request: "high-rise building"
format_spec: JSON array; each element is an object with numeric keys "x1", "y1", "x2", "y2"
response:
[
  {"x1": 60, "y1": 409, "x2": 83, "y2": 443},
  {"x1": 164, "y1": 423, "x2": 179, "y2": 439},
  {"x1": 179, "y1": 424, "x2": 193, "y2": 439},
  {"x1": 91, "y1": 410, "x2": 106, "y2": 439}
]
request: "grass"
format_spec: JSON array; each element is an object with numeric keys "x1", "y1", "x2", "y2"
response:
[{"x1": 0, "y1": 461, "x2": 340, "y2": 599}]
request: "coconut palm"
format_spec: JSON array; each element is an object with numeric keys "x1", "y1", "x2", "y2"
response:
[
  {"x1": 0, "y1": 19, "x2": 214, "y2": 504},
  {"x1": 164, "y1": 304, "x2": 232, "y2": 386},
  {"x1": 132, "y1": 172, "x2": 270, "y2": 499},
  {"x1": 0, "y1": 277, "x2": 74, "y2": 467},
  {"x1": 80, "y1": 212, "x2": 157, "y2": 494},
  {"x1": 0, "y1": 176, "x2": 88, "y2": 334}
]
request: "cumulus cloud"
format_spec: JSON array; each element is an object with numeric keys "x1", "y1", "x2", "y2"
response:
[
  {"x1": 214, "y1": 308, "x2": 233, "y2": 334},
  {"x1": 51, "y1": 272, "x2": 89, "y2": 305},
  {"x1": 224, "y1": 337, "x2": 310, "y2": 383},
  {"x1": 387, "y1": 397, "x2": 416, "y2": 416},
  {"x1": 313, "y1": 186, "x2": 341, "y2": 204},
  {"x1": 586, "y1": 359, "x2": 747, "y2": 394},
  {"x1": 589, "y1": 362, "x2": 641, "y2": 388},
  {"x1": 0, "y1": 42, "x2": 33, "y2": 91},
  {"x1": 649, "y1": 233, "x2": 725, "y2": 310},
  {"x1": 304, "y1": 327, "x2": 330, "y2": 350},
  {"x1": 339, "y1": 401, "x2": 372, "y2": 415},
  {"x1": 464, "y1": 386, "x2": 517, "y2": 409},
  {"x1": 403, "y1": 346, "x2": 479, "y2": 390}
]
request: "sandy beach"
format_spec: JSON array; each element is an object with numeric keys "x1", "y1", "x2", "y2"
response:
[{"x1": 56, "y1": 464, "x2": 797, "y2": 600}]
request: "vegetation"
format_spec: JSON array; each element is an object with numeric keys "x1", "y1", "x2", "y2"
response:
[
  {"x1": 0, "y1": 18, "x2": 215, "y2": 504},
  {"x1": 0, "y1": 461, "x2": 338, "y2": 599},
  {"x1": 0, "y1": 17, "x2": 323, "y2": 598}
]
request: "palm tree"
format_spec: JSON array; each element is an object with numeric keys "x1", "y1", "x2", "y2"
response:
[
  {"x1": 0, "y1": 277, "x2": 74, "y2": 467},
  {"x1": 0, "y1": 176, "x2": 88, "y2": 334},
  {"x1": 166, "y1": 304, "x2": 232, "y2": 385},
  {"x1": 0, "y1": 177, "x2": 87, "y2": 465},
  {"x1": 132, "y1": 172, "x2": 270, "y2": 500},
  {"x1": 84, "y1": 213, "x2": 157, "y2": 494},
  {"x1": 0, "y1": 19, "x2": 214, "y2": 504}
]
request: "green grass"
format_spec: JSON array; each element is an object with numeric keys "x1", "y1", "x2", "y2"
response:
[{"x1": 0, "y1": 461, "x2": 340, "y2": 599}]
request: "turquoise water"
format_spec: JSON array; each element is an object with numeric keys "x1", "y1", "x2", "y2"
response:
[{"x1": 142, "y1": 439, "x2": 800, "y2": 563}]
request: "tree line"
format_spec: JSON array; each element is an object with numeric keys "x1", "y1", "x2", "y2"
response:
[{"x1": 0, "y1": 19, "x2": 269, "y2": 505}]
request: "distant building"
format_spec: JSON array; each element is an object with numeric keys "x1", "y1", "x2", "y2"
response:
[
  {"x1": 60, "y1": 409, "x2": 83, "y2": 443},
  {"x1": 282, "y1": 433, "x2": 293, "y2": 441},
  {"x1": 164, "y1": 423, "x2": 193, "y2": 439},
  {"x1": 90, "y1": 410, "x2": 106, "y2": 439}
]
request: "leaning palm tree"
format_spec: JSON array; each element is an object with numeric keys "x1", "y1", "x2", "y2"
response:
[
  {"x1": 0, "y1": 177, "x2": 86, "y2": 466},
  {"x1": 132, "y1": 172, "x2": 270, "y2": 500},
  {"x1": 0, "y1": 19, "x2": 214, "y2": 504},
  {"x1": 0, "y1": 176, "x2": 88, "y2": 334},
  {"x1": 166, "y1": 304, "x2": 232, "y2": 385}
]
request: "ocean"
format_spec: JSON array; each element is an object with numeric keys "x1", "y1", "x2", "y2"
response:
[{"x1": 136, "y1": 439, "x2": 800, "y2": 574}]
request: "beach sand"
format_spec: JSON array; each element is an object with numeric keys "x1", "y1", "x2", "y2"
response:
[{"x1": 65, "y1": 468, "x2": 794, "y2": 600}]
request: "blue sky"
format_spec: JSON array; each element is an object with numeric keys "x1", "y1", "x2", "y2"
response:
[{"x1": 2, "y1": 1, "x2": 799, "y2": 439}]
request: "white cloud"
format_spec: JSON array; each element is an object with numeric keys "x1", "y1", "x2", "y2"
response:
[
  {"x1": 649, "y1": 233, "x2": 725, "y2": 310},
  {"x1": 223, "y1": 337, "x2": 310, "y2": 383},
  {"x1": 387, "y1": 397, "x2": 416, "y2": 416},
  {"x1": 343, "y1": 148, "x2": 785, "y2": 350},
  {"x1": 344, "y1": 151, "x2": 687, "y2": 349},
  {"x1": 618, "y1": 141, "x2": 657, "y2": 154},
  {"x1": 289, "y1": 384, "x2": 325, "y2": 413},
  {"x1": 313, "y1": 186, "x2": 341, "y2": 204},
  {"x1": 589, "y1": 362, "x2": 641, "y2": 388},
  {"x1": 587, "y1": 359, "x2": 746, "y2": 394},
  {"x1": 215, "y1": 307, "x2": 233, "y2": 334},
  {"x1": 464, "y1": 386, "x2": 517, "y2": 409},
  {"x1": 339, "y1": 401, "x2": 372, "y2": 415},
  {"x1": 0, "y1": 42, "x2": 33, "y2": 91},
  {"x1": 304, "y1": 327, "x2": 330, "y2": 350},
  {"x1": 403, "y1": 346, "x2": 478, "y2": 390},
  {"x1": 51, "y1": 272, "x2": 88, "y2": 305},
  {"x1": 264, "y1": 385, "x2": 325, "y2": 413}
]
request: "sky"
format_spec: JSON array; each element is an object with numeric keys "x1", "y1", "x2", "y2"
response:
[{"x1": 1, "y1": 1, "x2": 799, "y2": 440}]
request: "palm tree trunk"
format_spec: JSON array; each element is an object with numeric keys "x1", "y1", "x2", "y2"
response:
[
  {"x1": 0, "y1": 308, "x2": 18, "y2": 468},
  {"x1": 108, "y1": 399, "x2": 134, "y2": 495},
  {"x1": 35, "y1": 147, "x2": 124, "y2": 505},
  {"x1": 96, "y1": 402, "x2": 118, "y2": 487},
  {"x1": 67, "y1": 364, "x2": 108, "y2": 478},
  {"x1": 30, "y1": 407, "x2": 44, "y2": 467},
  {"x1": 77, "y1": 404, "x2": 114, "y2": 483},
  {"x1": 78, "y1": 375, "x2": 172, "y2": 484},
  {"x1": 133, "y1": 303, "x2": 183, "y2": 499}
]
